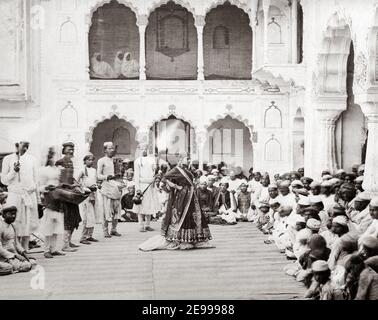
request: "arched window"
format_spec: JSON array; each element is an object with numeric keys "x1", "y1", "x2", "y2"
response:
[
  {"x1": 211, "y1": 128, "x2": 232, "y2": 155},
  {"x1": 112, "y1": 127, "x2": 131, "y2": 155},
  {"x1": 88, "y1": 1, "x2": 139, "y2": 79},
  {"x1": 60, "y1": 102, "x2": 78, "y2": 128},
  {"x1": 265, "y1": 136, "x2": 281, "y2": 161},
  {"x1": 264, "y1": 102, "x2": 282, "y2": 128},
  {"x1": 60, "y1": 20, "x2": 77, "y2": 43},
  {"x1": 268, "y1": 17, "x2": 282, "y2": 44},
  {"x1": 213, "y1": 25, "x2": 229, "y2": 49}
]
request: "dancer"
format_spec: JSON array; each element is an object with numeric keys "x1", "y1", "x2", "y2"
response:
[{"x1": 139, "y1": 160, "x2": 213, "y2": 251}]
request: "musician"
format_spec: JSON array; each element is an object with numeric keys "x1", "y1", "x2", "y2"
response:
[
  {"x1": 97, "y1": 142, "x2": 122, "y2": 238},
  {"x1": 76, "y1": 154, "x2": 99, "y2": 244},
  {"x1": 55, "y1": 141, "x2": 82, "y2": 252},
  {"x1": 1, "y1": 140, "x2": 39, "y2": 252}
]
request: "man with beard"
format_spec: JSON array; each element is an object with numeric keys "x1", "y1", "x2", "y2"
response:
[
  {"x1": 56, "y1": 142, "x2": 82, "y2": 252},
  {"x1": 1, "y1": 140, "x2": 39, "y2": 252},
  {"x1": 97, "y1": 142, "x2": 122, "y2": 238},
  {"x1": 354, "y1": 176, "x2": 364, "y2": 193}
]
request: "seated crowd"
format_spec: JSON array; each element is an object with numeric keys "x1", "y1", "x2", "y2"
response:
[{"x1": 1, "y1": 156, "x2": 377, "y2": 300}]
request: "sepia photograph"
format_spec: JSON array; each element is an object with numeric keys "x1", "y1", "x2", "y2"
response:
[{"x1": 0, "y1": 0, "x2": 377, "y2": 306}]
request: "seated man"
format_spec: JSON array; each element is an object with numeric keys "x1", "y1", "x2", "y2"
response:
[{"x1": 0, "y1": 206, "x2": 36, "y2": 274}]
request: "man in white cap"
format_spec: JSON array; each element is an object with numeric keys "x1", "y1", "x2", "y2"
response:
[
  {"x1": 305, "y1": 260, "x2": 342, "y2": 300},
  {"x1": 357, "y1": 164, "x2": 365, "y2": 177},
  {"x1": 350, "y1": 192, "x2": 372, "y2": 234},
  {"x1": 1, "y1": 140, "x2": 39, "y2": 252},
  {"x1": 360, "y1": 197, "x2": 378, "y2": 240},
  {"x1": 277, "y1": 180, "x2": 297, "y2": 209},
  {"x1": 355, "y1": 175, "x2": 364, "y2": 193},
  {"x1": 134, "y1": 143, "x2": 157, "y2": 232},
  {"x1": 320, "y1": 179, "x2": 336, "y2": 216},
  {"x1": 97, "y1": 141, "x2": 122, "y2": 238},
  {"x1": 226, "y1": 170, "x2": 242, "y2": 193}
]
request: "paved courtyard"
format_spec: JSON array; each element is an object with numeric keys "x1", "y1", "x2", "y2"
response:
[{"x1": 0, "y1": 222, "x2": 305, "y2": 300}]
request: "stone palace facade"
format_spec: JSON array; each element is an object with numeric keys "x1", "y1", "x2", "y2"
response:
[{"x1": 0, "y1": 0, "x2": 378, "y2": 196}]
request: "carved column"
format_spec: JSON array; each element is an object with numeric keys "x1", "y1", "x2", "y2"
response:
[
  {"x1": 249, "y1": 11, "x2": 257, "y2": 73},
  {"x1": 196, "y1": 131, "x2": 206, "y2": 170},
  {"x1": 137, "y1": 15, "x2": 148, "y2": 80},
  {"x1": 316, "y1": 109, "x2": 343, "y2": 174},
  {"x1": 291, "y1": 0, "x2": 298, "y2": 64},
  {"x1": 360, "y1": 102, "x2": 378, "y2": 195},
  {"x1": 195, "y1": 16, "x2": 205, "y2": 81},
  {"x1": 263, "y1": 0, "x2": 270, "y2": 65}
]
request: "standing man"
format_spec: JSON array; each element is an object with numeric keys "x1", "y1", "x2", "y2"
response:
[
  {"x1": 97, "y1": 142, "x2": 122, "y2": 238},
  {"x1": 134, "y1": 144, "x2": 157, "y2": 232},
  {"x1": 55, "y1": 142, "x2": 82, "y2": 252},
  {"x1": 1, "y1": 140, "x2": 39, "y2": 252}
]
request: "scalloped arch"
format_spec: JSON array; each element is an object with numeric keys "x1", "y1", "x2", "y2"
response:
[
  {"x1": 85, "y1": 0, "x2": 139, "y2": 32},
  {"x1": 147, "y1": 0, "x2": 196, "y2": 17},
  {"x1": 317, "y1": 10, "x2": 352, "y2": 94},
  {"x1": 85, "y1": 109, "x2": 139, "y2": 146},
  {"x1": 146, "y1": 108, "x2": 198, "y2": 135},
  {"x1": 204, "y1": 111, "x2": 254, "y2": 146},
  {"x1": 204, "y1": 0, "x2": 251, "y2": 16}
]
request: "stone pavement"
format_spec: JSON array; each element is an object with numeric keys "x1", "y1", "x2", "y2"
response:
[{"x1": 0, "y1": 222, "x2": 305, "y2": 300}]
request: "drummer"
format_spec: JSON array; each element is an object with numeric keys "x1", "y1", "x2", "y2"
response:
[
  {"x1": 55, "y1": 141, "x2": 82, "y2": 253},
  {"x1": 97, "y1": 142, "x2": 122, "y2": 238}
]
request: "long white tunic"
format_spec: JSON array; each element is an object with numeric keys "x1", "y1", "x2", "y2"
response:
[
  {"x1": 1, "y1": 153, "x2": 39, "y2": 237},
  {"x1": 134, "y1": 156, "x2": 156, "y2": 191}
]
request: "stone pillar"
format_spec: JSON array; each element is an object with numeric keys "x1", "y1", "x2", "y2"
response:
[
  {"x1": 291, "y1": 0, "x2": 298, "y2": 64},
  {"x1": 263, "y1": 0, "x2": 270, "y2": 65},
  {"x1": 196, "y1": 131, "x2": 206, "y2": 170},
  {"x1": 249, "y1": 11, "x2": 257, "y2": 73},
  {"x1": 137, "y1": 15, "x2": 148, "y2": 80},
  {"x1": 195, "y1": 16, "x2": 205, "y2": 81},
  {"x1": 316, "y1": 109, "x2": 343, "y2": 174},
  {"x1": 360, "y1": 102, "x2": 378, "y2": 195}
]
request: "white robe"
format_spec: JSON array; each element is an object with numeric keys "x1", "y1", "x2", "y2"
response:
[
  {"x1": 90, "y1": 53, "x2": 116, "y2": 79},
  {"x1": 1, "y1": 153, "x2": 39, "y2": 237},
  {"x1": 121, "y1": 52, "x2": 139, "y2": 78}
]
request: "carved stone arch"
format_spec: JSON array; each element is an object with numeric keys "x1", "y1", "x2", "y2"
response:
[
  {"x1": 146, "y1": 106, "x2": 198, "y2": 135},
  {"x1": 85, "y1": 0, "x2": 139, "y2": 33},
  {"x1": 317, "y1": 11, "x2": 352, "y2": 94},
  {"x1": 367, "y1": 4, "x2": 378, "y2": 85},
  {"x1": 264, "y1": 135, "x2": 282, "y2": 161},
  {"x1": 203, "y1": 108, "x2": 254, "y2": 146},
  {"x1": 147, "y1": 0, "x2": 196, "y2": 17},
  {"x1": 85, "y1": 107, "x2": 139, "y2": 146},
  {"x1": 204, "y1": 0, "x2": 251, "y2": 16},
  {"x1": 264, "y1": 101, "x2": 282, "y2": 128},
  {"x1": 295, "y1": 107, "x2": 303, "y2": 117},
  {"x1": 60, "y1": 19, "x2": 78, "y2": 43},
  {"x1": 60, "y1": 101, "x2": 78, "y2": 128}
]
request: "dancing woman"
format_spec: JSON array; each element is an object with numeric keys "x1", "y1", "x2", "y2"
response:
[{"x1": 139, "y1": 162, "x2": 213, "y2": 251}]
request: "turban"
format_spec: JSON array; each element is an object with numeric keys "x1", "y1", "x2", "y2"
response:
[
  {"x1": 296, "y1": 216, "x2": 306, "y2": 224},
  {"x1": 199, "y1": 176, "x2": 208, "y2": 184},
  {"x1": 322, "y1": 175, "x2": 333, "y2": 181},
  {"x1": 370, "y1": 197, "x2": 378, "y2": 207},
  {"x1": 336, "y1": 169, "x2": 346, "y2": 175},
  {"x1": 355, "y1": 192, "x2": 371, "y2": 202},
  {"x1": 291, "y1": 180, "x2": 304, "y2": 187},
  {"x1": 355, "y1": 176, "x2": 364, "y2": 183},
  {"x1": 332, "y1": 215, "x2": 348, "y2": 226},
  {"x1": 279, "y1": 180, "x2": 291, "y2": 188},
  {"x1": 361, "y1": 236, "x2": 378, "y2": 250},
  {"x1": 207, "y1": 175, "x2": 216, "y2": 181},
  {"x1": 328, "y1": 178, "x2": 341, "y2": 185},
  {"x1": 340, "y1": 183, "x2": 355, "y2": 191},
  {"x1": 211, "y1": 169, "x2": 219, "y2": 174},
  {"x1": 279, "y1": 205, "x2": 293, "y2": 215},
  {"x1": 306, "y1": 218, "x2": 321, "y2": 231},
  {"x1": 1, "y1": 205, "x2": 17, "y2": 214},
  {"x1": 269, "y1": 198, "x2": 280, "y2": 205},
  {"x1": 312, "y1": 260, "x2": 330, "y2": 272},
  {"x1": 358, "y1": 164, "x2": 365, "y2": 172},
  {"x1": 62, "y1": 141, "x2": 74, "y2": 148},
  {"x1": 301, "y1": 177, "x2": 313, "y2": 184},
  {"x1": 310, "y1": 195, "x2": 323, "y2": 205},
  {"x1": 303, "y1": 206, "x2": 320, "y2": 215},
  {"x1": 268, "y1": 184, "x2": 278, "y2": 190},
  {"x1": 122, "y1": 158, "x2": 131, "y2": 163},
  {"x1": 296, "y1": 188, "x2": 309, "y2": 196},
  {"x1": 83, "y1": 153, "x2": 94, "y2": 162},
  {"x1": 310, "y1": 181, "x2": 321, "y2": 188},
  {"x1": 103, "y1": 141, "x2": 114, "y2": 149},
  {"x1": 258, "y1": 201, "x2": 270, "y2": 209},
  {"x1": 296, "y1": 228, "x2": 313, "y2": 242},
  {"x1": 321, "y1": 180, "x2": 334, "y2": 187},
  {"x1": 298, "y1": 197, "x2": 311, "y2": 206},
  {"x1": 126, "y1": 168, "x2": 134, "y2": 173}
]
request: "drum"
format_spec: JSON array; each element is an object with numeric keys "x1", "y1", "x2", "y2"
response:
[
  {"x1": 100, "y1": 180, "x2": 124, "y2": 200},
  {"x1": 50, "y1": 187, "x2": 89, "y2": 205}
]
